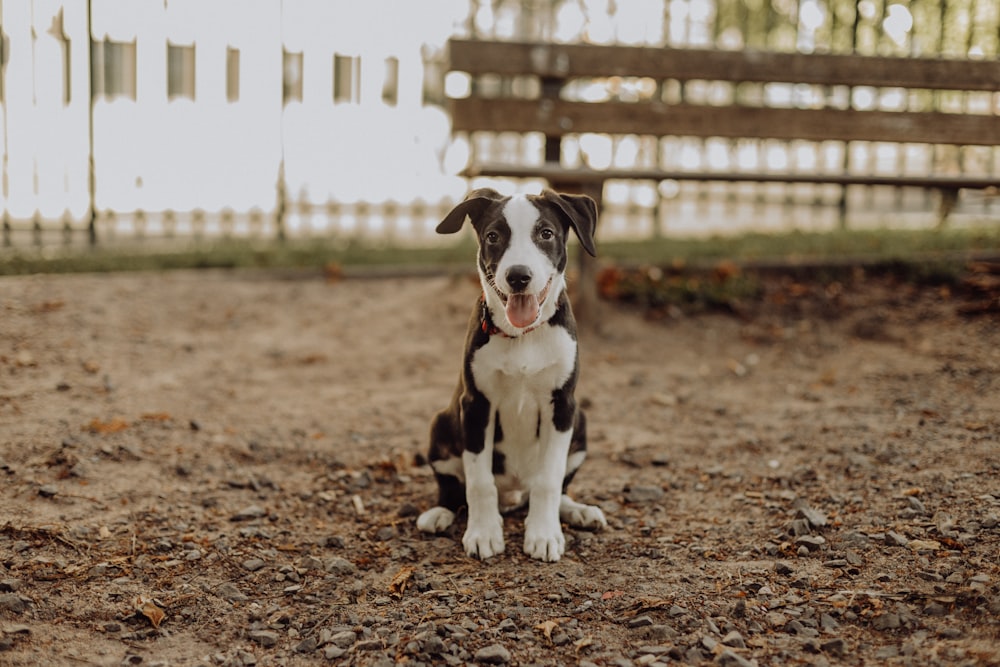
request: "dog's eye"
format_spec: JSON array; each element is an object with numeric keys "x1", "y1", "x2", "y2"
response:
[
  {"x1": 539, "y1": 228, "x2": 554, "y2": 241},
  {"x1": 485, "y1": 231, "x2": 500, "y2": 244}
]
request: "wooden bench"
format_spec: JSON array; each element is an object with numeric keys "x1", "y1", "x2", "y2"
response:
[{"x1": 445, "y1": 38, "x2": 1000, "y2": 317}]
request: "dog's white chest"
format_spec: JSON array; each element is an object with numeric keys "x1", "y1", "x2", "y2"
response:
[{"x1": 470, "y1": 325, "x2": 576, "y2": 403}]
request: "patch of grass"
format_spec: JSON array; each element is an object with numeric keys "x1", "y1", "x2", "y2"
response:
[
  {"x1": 0, "y1": 238, "x2": 478, "y2": 276},
  {"x1": 596, "y1": 226, "x2": 1000, "y2": 268},
  {"x1": 1, "y1": 227, "x2": 998, "y2": 277}
]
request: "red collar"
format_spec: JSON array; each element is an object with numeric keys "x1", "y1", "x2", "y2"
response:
[{"x1": 480, "y1": 293, "x2": 540, "y2": 338}]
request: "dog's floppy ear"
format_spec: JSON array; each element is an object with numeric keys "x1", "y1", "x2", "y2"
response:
[
  {"x1": 437, "y1": 188, "x2": 505, "y2": 234},
  {"x1": 542, "y1": 190, "x2": 598, "y2": 257}
]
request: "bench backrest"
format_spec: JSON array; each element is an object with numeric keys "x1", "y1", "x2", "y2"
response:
[{"x1": 447, "y1": 39, "x2": 1000, "y2": 147}]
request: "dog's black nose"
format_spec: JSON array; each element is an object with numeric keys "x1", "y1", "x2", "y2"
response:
[{"x1": 505, "y1": 266, "x2": 532, "y2": 293}]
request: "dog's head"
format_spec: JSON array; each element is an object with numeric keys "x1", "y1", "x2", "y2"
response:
[{"x1": 438, "y1": 188, "x2": 597, "y2": 331}]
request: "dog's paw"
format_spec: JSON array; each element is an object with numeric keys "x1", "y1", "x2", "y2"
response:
[
  {"x1": 416, "y1": 506, "x2": 456, "y2": 533},
  {"x1": 523, "y1": 528, "x2": 565, "y2": 562},
  {"x1": 560, "y1": 501, "x2": 607, "y2": 531},
  {"x1": 462, "y1": 518, "x2": 505, "y2": 560}
]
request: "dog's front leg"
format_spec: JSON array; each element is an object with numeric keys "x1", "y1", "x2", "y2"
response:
[
  {"x1": 524, "y1": 425, "x2": 571, "y2": 562},
  {"x1": 461, "y1": 397, "x2": 505, "y2": 559}
]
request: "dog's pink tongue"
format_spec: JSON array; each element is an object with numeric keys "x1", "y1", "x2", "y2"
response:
[{"x1": 506, "y1": 293, "x2": 539, "y2": 328}]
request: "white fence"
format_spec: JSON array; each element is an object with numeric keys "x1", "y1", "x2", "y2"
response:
[{"x1": 1, "y1": 0, "x2": 998, "y2": 249}]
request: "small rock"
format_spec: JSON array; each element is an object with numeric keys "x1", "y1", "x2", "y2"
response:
[
  {"x1": 0, "y1": 580, "x2": 23, "y2": 592},
  {"x1": 497, "y1": 619, "x2": 517, "y2": 633},
  {"x1": 328, "y1": 630, "x2": 357, "y2": 648},
  {"x1": 795, "y1": 505, "x2": 828, "y2": 528},
  {"x1": 324, "y1": 646, "x2": 346, "y2": 659},
  {"x1": 299, "y1": 556, "x2": 323, "y2": 571},
  {"x1": 628, "y1": 614, "x2": 654, "y2": 629},
  {"x1": 0, "y1": 594, "x2": 27, "y2": 614},
  {"x1": 766, "y1": 611, "x2": 787, "y2": 628},
  {"x1": 216, "y1": 583, "x2": 248, "y2": 602},
  {"x1": 38, "y1": 484, "x2": 58, "y2": 498},
  {"x1": 325, "y1": 556, "x2": 356, "y2": 575},
  {"x1": 872, "y1": 613, "x2": 902, "y2": 630},
  {"x1": 821, "y1": 637, "x2": 847, "y2": 656},
  {"x1": 907, "y1": 496, "x2": 926, "y2": 513},
  {"x1": 375, "y1": 526, "x2": 395, "y2": 541},
  {"x1": 625, "y1": 485, "x2": 666, "y2": 503},
  {"x1": 885, "y1": 531, "x2": 909, "y2": 547},
  {"x1": 795, "y1": 535, "x2": 826, "y2": 551},
  {"x1": 717, "y1": 649, "x2": 754, "y2": 667},
  {"x1": 242, "y1": 558, "x2": 267, "y2": 572},
  {"x1": 249, "y1": 630, "x2": 279, "y2": 647},
  {"x1": 638, "y1": 625, "x2": 675, "y2": 641},
  {"x1": 294, "y1": 637, "x2": 318, "y2": 653},
  {"x1": 231, "y1": 505, "x2": 267, "y2": 521},
  {"x1": 474, "y1": 643, "x2": 511, "y2": 664},
  {"x1": 774, "y1": 561, "x2": 794, "y2": 576},
  {"x1": 721, "y1": 630, "x2": 745, "y2": 648},
  {"x1": 397, "y1": 503, "x2": 420, "y2": 518}
]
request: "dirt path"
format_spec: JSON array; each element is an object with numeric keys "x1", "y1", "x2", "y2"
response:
[{"x1": 1, "y1": 269, "x2": 998, "y2": 666}]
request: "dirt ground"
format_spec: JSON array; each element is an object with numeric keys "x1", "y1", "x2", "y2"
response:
[{"x1": 1, "y1": 266, "x2": 998, "y2": 667}]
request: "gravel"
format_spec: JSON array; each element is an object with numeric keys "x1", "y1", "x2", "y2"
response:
[{"x1": 2, "y1": 271, "x2": 998, "y2": 667}]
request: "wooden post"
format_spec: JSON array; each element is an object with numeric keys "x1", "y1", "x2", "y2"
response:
[{"x1": 539, "y1": 75, "x2": 603, "y2": 327}]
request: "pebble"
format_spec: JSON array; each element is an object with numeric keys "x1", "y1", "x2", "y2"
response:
[
  {"x1": 328, "y1": 630, "x2": 357, "y2": 648},
  {"x1": 294, "y1": 637, "x2": 317, "y2": 653},
  {"x1": 299, "y1": 556, "x2": 323, "y2": 571},
  {"x1": 794, "y1": 504, "x2": 828, "y2": 528},
  {"x1": 231, "y1": 505, "x2": 267, "y2": 521},
  {"x1": 249, "y1": 630, "x2": 279, "y2": 647},
  {"x1": 628, "y1": 614, "x2": 654, "y2": 629},
  {"x1": 324, "y1": 645, "x2": 347, "y2": 659},
  {"x1": 821, "y1": 638, "x2": 847, "y2": 656},
  {"x1": 721, "y1": 630, "x2": 746, "y2": 648},
  {"x1": 242, "y1": 558, "x2": 267, "y2": 572},
  {"x1": 885, "y1": 531, "x2": 909, "y2": 547},
  {"x1": 625, "y1": 485, "x2": 665, "y2": 503},
  {"x1": 717, "y1": 649, "x2": 754, "y2": 667},
  {"x1": 38, "y1": 484, "x2": 58, "y2": 498},
  {"x1": 795, "y1": 535, "x2": 826, "y2": 551},
  {"x1": 325, "y1": 556, "x2": 356, "y2": 575},
  {"x1": 0, "y1": 594, "x2": 27, "y2": 614},
  {"x1": 474, "y1": 643, "x2": 511, "y2": 664},
  {"x1": 872, "y1": 613, "x2": 902, "y2": 630},
  {"x1": 216, "y1": 583, "x2": 248, "y2": 602},
  {"x1": 0, "y1": 579, "x2": 23, "y2": 592}
]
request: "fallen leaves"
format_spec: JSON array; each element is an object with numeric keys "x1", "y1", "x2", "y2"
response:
[
  {"x1": 388, "y1": 566, "x2": 414, "y2": 599},
  {"x1": 84, "y1": 418, "x2": 130, "y2": 435},
  {"x1": 135, "y1": 596, "x2": 166, "y2": 629}
]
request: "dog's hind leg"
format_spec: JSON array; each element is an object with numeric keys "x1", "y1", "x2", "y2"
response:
[
  {"x1": 418, "y1": 411, "x2": 466, "y2": 534},
  {"x1": 417, "y1": 506, "x2": 456, "y2": 533}
]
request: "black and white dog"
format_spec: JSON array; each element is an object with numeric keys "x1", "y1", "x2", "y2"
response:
[{"x1": 417, "y1": 188, "x2": 607, "y2": 562}]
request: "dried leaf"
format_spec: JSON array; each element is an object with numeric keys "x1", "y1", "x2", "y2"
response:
[
  {"x1": 574, "y1": 636, "x2": 594, "y2": 653},
  {"x1": 908, "y1": 539, "x2": 942, "y2": 552},
  {"x1": 388, "y1": 566, "x2": 414, "y2": 598},
  {"x1": 534, "y1": 619, "x2": 559, "y2": 641},
  {"x1": 601, "y1": 590, "x2": 625, "y2": 600},
  {"x1": 135, "y1": 596, "x2": 165, "y2": 629},
  {"x1": 84, "y1": 418, "x2": 129, "y2": 434}
]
